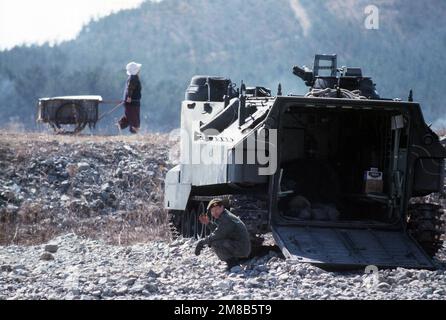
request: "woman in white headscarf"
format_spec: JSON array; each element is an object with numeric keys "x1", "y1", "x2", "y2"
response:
[{"x1": 118, "y1": 62, "x2": 142, "y2": 133}]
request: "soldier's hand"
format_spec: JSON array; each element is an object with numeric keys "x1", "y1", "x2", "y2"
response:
[
  {"x1": 198, "y1": 214, "x2": 209, "y2": 225},
  {"x1": 126, "y1": 97, "x2": 132, "y2": 103},
  {"x1": 195, "y1": 240, "x2": 205, "y2": 256}
]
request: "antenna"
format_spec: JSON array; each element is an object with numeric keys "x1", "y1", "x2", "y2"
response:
[
  {"x1": 240, "y1": 80, "x2": 246, "y2": 96},
  {"x1": 408, "y1": 89, "x2": 413, "y2": 102}
]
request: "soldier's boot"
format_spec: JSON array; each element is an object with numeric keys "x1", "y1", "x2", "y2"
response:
[{"x1": 225, "y1": 257, "x2": 240, "y2": 271}]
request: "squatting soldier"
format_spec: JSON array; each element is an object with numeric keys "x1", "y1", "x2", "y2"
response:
[{"x1": 194, "y1": 198, "x2": 251, "y2": 270}]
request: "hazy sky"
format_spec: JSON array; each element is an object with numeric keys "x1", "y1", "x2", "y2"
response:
[{"x1": 0, "y1": 0, "x2": 148, "y2": 50}]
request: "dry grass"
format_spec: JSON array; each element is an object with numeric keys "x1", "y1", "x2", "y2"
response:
[
  {"x1": 0, "y1": 130, "x2": 170, "y2": 148},
  {"x1": 0, "y1": 201, "x2": 172, "y2": 246}
]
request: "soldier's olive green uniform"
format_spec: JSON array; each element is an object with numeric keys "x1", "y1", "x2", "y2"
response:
[{"x1": 203, "y1": 209, "x2": 251, "y2": 262}]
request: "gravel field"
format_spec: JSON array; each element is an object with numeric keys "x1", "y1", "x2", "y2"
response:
[{"x1": 0, "y1": 234, "x2": 445, "y2": 300}]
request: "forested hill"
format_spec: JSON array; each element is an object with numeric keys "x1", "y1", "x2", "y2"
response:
[{"x1": 1, "y1": 0, "x2": 445, "y2": 132}]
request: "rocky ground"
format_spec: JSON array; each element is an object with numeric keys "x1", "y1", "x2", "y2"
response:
[
  {"x1": 0, "y1": 132, "x2": 174, "y2": 245},
  {"x1": 0, "y1": 234, "x2": 445, "y2": 300},
  {"x1": 1, "y1": 132, "x2": 446, "y2": 300}
]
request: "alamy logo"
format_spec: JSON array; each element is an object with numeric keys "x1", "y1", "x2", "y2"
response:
[
  {"x1": 364, "y1": 5, "x2": 379, "y2": 30},
  {"x1": 168, "y1": 126, "x2": 278, "y2": 176},
  {"x1": 363, "y1": 265, "x2": 380, "y2": 289}
]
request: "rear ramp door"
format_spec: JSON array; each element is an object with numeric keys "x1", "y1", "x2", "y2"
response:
[{"x1": 272, "y1": 226, "x2": 434, "y2": 269}]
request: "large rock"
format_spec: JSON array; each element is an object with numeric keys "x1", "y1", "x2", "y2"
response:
[
  {"x1": 40, "y1": 252, "x2": 55, "y2": 261},
  {"x1": 45, "y1": 244, "x2": 59, "y2": 253},
  {"x1": 77, "y1": 162, "x2": 90, "y2": 172}
]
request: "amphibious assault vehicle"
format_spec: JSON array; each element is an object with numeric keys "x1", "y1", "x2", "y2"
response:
[{"x1": 165, "y1": 54, "x2": 446, "y2": 269}]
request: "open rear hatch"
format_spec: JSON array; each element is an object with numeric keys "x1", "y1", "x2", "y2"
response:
[{"x1": 272, "y1": 225, "x2": 435, "y2": 269}]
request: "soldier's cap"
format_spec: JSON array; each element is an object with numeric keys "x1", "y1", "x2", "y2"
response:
[{"x1": 207, "y1": 198, "x2": 224, "y2": 211}]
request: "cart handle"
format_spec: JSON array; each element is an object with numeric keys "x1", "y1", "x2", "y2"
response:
[
  {"x1": 97, "y1": 100, "x2": 141, "y2": 121},
  {"x1": 100, "y1": 100, "x2": 140, "y2": 105},
  {"x1": 97, "y1": 101, "x2": 125, "y2": 121}
]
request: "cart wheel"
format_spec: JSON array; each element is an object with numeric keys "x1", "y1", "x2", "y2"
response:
[
  {"x1": 51, "y1": 122, "x2": 86, "y2": 135},
  {"x1": 73, "y1": 122, "x2": 87, "y2": 134},
  {"x1": 54, "y1": 103, "x2": 88, "y2": 134}
]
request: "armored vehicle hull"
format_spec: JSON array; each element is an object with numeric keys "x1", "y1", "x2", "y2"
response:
[{"x1": 165, "y1": 58, "x2": 446, "y2": 269}]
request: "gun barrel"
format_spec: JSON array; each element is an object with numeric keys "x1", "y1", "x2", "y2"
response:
[
  {"x1": 292, "y1": 65, "x2": 306, "y2": 78},
  {"x1": 292, "y1": 65, "x2": 314, "y2": 86}
]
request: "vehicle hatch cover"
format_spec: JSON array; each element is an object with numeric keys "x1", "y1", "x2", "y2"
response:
[{"x1": 272, "y1": 225, "x2": 435, "y2": 269}]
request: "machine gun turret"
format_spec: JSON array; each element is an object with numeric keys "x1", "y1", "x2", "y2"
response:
[{"x1": 293, "y1": 54, "x2": 380, "y2": 99}]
